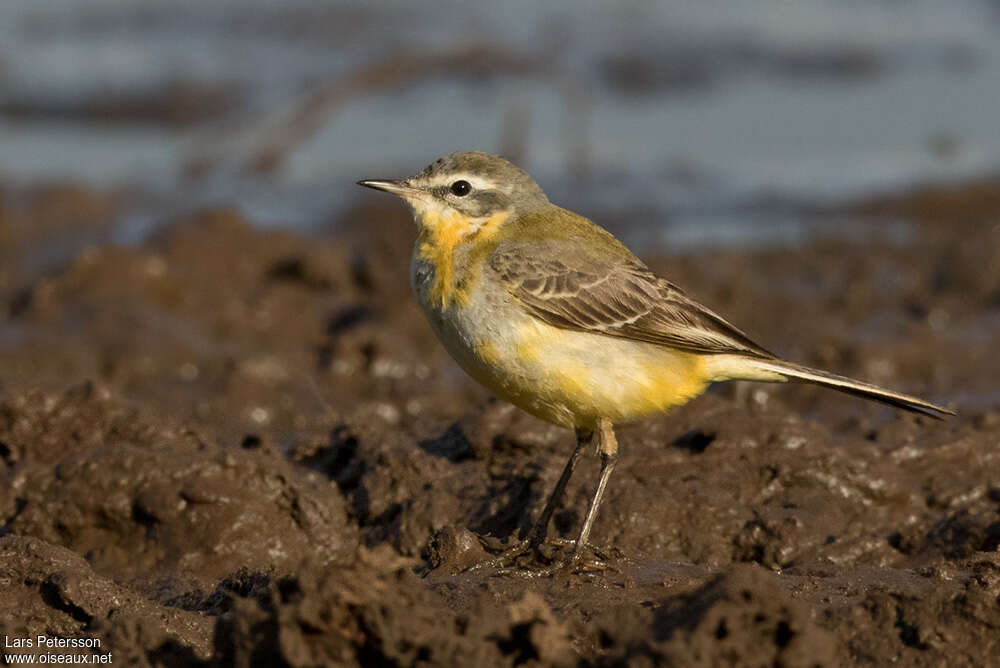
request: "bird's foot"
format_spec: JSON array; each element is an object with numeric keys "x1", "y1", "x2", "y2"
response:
[
  {"x1": 495, "y1": 552, "x2": 612, "y2": 578},
  {"x1": 466, "y1": 535, "x2": 621, "y2": 577},
  {"x1": 463, "y1": 536, "x2": 533, "y2": 574}
]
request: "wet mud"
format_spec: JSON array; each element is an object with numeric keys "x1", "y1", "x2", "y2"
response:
[{"x1": 1, "y1": 180, "x2": 999, "y2": 665}]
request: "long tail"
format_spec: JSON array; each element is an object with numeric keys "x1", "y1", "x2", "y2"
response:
[{"x1": 707, "y1": 356, "x2": 954, "y2": 419}]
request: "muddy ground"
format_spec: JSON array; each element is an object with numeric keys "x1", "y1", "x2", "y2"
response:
[{"x1": 0, "y1": 179, "x2": 998, "y2": 666}]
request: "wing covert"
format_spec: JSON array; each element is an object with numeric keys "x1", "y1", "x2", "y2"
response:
[{"x1": 489, "y1": 241, "x2": 774, "y2": 358}]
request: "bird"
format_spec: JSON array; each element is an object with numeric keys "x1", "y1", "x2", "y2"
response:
[{"x1": 358, "y1": 151, "x2": 953, "y2": 574}]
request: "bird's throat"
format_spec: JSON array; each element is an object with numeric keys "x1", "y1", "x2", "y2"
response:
[{"x1": 415, "y1": 207, "x2": 510, "y2": 308}]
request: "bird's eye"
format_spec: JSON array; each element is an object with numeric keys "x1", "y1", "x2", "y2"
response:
[{"x1": 450, "y1": 180, "x2": 471, "y2": 197}]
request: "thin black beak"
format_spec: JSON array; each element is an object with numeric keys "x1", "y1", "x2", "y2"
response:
[{"x1": 356, "y1": 179, "x2": 421, "y2": 197}]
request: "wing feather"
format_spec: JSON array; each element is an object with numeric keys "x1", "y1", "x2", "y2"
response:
[{"x1": 489, "y1": 241, "x2": 774, "y2": 358}]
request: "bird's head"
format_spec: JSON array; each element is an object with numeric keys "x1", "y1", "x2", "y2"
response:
[{"x1": 358, "y1": 151, "x2": 548, "y2": 241}]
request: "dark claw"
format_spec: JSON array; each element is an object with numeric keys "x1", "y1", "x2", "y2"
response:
[{"x1": 464, "y1": 536, "x2": 622, "y2": 577}]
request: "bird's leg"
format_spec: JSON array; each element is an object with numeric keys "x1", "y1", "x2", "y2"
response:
[
  {"x1": 501, "y1": 419, "x2": 619, "y2": 577},
  {"x1": 526, "y1": 427, "x2": 592, "y2": 546},
  {"x1": 568, "y1": 418, "x2": 618, "y2": 564},
  {"x1": 465, "y1": 427, "x2": 592, "y2": 572}
]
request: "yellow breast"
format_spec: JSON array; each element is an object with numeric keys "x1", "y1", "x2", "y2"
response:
[{"x1": 415, "y1": 208, "x2": 509, "y2": 309}]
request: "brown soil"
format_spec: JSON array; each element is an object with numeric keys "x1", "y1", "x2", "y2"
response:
[{"x1": 1, "y1": 179, "x2": 998, "y2": 666}]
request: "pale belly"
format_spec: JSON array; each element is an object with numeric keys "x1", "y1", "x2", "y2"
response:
[{"x1": 413, "y1": 261, "x2": 709, "y2": 428}]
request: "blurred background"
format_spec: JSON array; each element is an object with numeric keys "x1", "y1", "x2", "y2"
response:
[
  {"x1": 2, "y1": 0, "x2": 999, "y2": 249},
  {"x1": 1, "y1": 0, "x2": 998, "y2": 434},
  {"x1": 3, "y1": 7, "x2": 1000, "y2": 662}
]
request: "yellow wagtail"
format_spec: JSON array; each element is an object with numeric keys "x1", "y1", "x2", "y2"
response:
[{"x1": 358, "y1": 151, "x2": 953, "y2": 573}]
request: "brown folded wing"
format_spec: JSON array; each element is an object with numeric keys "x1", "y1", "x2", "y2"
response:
[{"x1": 489, "y1": 242, "x2": 774, "y2": 359}]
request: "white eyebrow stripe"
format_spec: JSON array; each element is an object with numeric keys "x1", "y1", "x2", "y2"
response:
[{"x1": 425, "y1": 173, "x2": 497, "y2": 191}]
